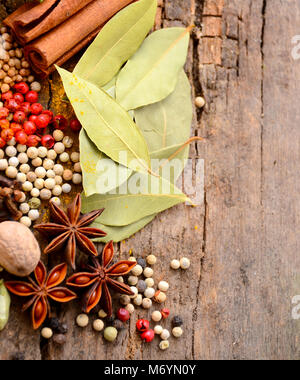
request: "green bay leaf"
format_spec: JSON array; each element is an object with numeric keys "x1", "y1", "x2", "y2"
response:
[
  {"x1": 80, "y1": 129, "x2": 132, "y2": 197},
  {"x1": 116, "y1": 27, "x2": 191, "y2": 110},
  {"x1": 81, "y1": 172, "x2": 190, "y2": 226},
  {"x1": 57, "y1": 67, "x2": 151, "y2": 173},
  {"x1": 135, "y1": 70, "x2": 193, "y2": 152},
  {"x1": 74, "y1": 0, "x2": 157, "y2": 87}
]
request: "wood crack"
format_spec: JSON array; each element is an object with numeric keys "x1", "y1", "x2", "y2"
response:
[{"x1": 260, "y1": 0, "x2": 266, "y2": 206}]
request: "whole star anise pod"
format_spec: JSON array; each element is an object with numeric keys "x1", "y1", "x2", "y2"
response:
[
  {"x1": 5, "y1": 261, "x2": 76, "y2": 329},
  {"x1": 67, "y1": 241, "x2": 136, "y2": 316},
  {"x1": 34, "y1": 194, "x2": 107, "y2": 269}
]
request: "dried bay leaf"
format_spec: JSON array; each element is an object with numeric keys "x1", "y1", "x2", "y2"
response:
[
  {"x1": 81, "y1": 172, "x2": 190, "y2": 226},
  {"x1": 116, "y1": 27, "x2": 191, "y2": 111},
  {"x1": 74, "y1": 0, "x2": 157, "y2": 88},
  {"x1": 134, "y1": 70, "x2": 193, "y2": 152},
  {"x1": 80, "y1": 129, "x2": 132, "y2": 197},
  {"x1": 91, "y1": 214, "x2": 156, "y2": 243},
  {"x1": 57, "y1": 67, "x2": 151, "y2": 173}
]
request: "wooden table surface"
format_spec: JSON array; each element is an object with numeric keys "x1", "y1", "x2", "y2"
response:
[{"x1": 1, "y1": 0, "x2": 300, "y2": 360}]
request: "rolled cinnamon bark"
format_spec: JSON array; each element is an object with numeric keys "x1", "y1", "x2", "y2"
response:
[
  {"x1": 4, "y1": 0, "x2": 95, "y2": 45},
  {"x1": 24, "y1": 0, "x2": 135, "y2": 78}
]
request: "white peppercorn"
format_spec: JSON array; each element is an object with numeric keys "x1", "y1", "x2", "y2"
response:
[
  {"x1": 54, "y1": 175, "x2": 63, "y2": 185},
  {"x1": 125, "y1": 304, "x2": 135, "y2": 314},
  {"x1": 59, "y1": 152, "x2": 69, "y2": 163},
  {"x1": 180, "y1": 257, "x2": 190, "y2": 270},
  {"x1": 17, "y1": 144, "x2": 27, "y2": 153},
  {"x1": 53, "y1": 130, "x2": 64, "y2": 142},
  {"x1": 40, "y1": 188, "x2": 52, "y2": 200},
  {"x1": 16, "y1": 172, "x2": 26, "y2": 183},
  {"x1": 6, "y1": 166, "x2": 17, "y2": 178},
  {"x1": 38, "y1": 146, "x2": 48, "y2": 158},
  {"x1": 143, "y1": 267, "x2": 154, "y2": 278},
  {"x1": 43, "y1": 159, "x2": 54, "y2": 170},
  {"x1": 128, "y1": 276, "x2": 138, "y2": 286},
  {"x1": 131, "y1": 264, "x2": 143, "y2": 276},
  {"x1": 34, "y1": 178, "x2": 44, "y2": 189},
  {"x1": 62, "y1": 183, "x2": 71, "y2": 193},
  {"x1": 159, "y1": 340, "x2": 169, "y2": 350},
  {"x1": 27, "y1": 147, "x2": 38, "y2": 159},
  {"x1": 129, "y1": 286, "x2": 138, "y2": 298},
  {"x1": 93, "y1": 319, "x2": 104, "y2": 332},
  {"x1": 8, "y1": 157, "x2": 18, "y2": 167},
  {"x1": 18, "y1": 152, "x2": 28, "y2": 164},
  {"x1": 53, "y1": 164, "x2": 64, "y2": 176},
  {"x1": 158, "y1": 281, "x2": 169, "y2": 292},
  {"x1": 152, "y1": 311, "x2": 162, "y2": 322},
  {"x1": 195, "y1": 96, "x2": 205, "y2": 108},
  {"x1": 63, "y1": 169, "x2": 73, "y2": 181},
  {"x1": 62, "y1": 136, "x2": 73, "y2": 148},
  {"x1": 19, "y1": 203, "x2": 30, "y2": 214},
  {"x1": 76, "y1": 314, "x2": 89, "y2": 328},
  {"x1": 172, "y1": 327, "x2": 183, "y2": 338},
  {"x1": 98, "y1": 309, "x2": 108, "y2": 318},
  {"x1": 44, "y1": 178, "x2": 56, "y2": 190},
  {"x1": 72, "y1": 173, "x2": 82, "y2": 185},
  {"x1": 170, "y1": 259, "x2": 180, "y2": 270},
  {"x1": 20, "y1": 216, "x2": 31, "y2": 227},
  {"x1": 47, "y1": 149, "x2": 57, "y2": 160},
  {"x1": 46, "y1": 169, "x2": 55, "y2": 178},
  {"x1": 154, "y1": 325, "x2": 163, "y2": 335},
  {"x1": 5, "y1": 146, "x2": 17, "y2": 157},
  {"x1": 41, "y1": 327, "x2": 53, "y2": 339},
  {"x1": 70, "y1": 152, "x2": 80, "y2": 163},
  {"x1": 31, "y1": 157, "x2": 42, "y2": 167},
  {"x1": 28, "y1": 209, "x2": 39, "y2": 221},
  {"x1": 7, "y1": 137, "x2": 16, "y2": 146},
  {"x1": 142, "y1": 298, "x2": 152, "y2": 309},
  {"x1": 145, "y1": 278, "x2": 154, "y2": 288},
  {"x1": 160, "y1": 329, "x2": 170, "y2": 340},
  {"x1": 146, "y1": 254, "x2": 157, "y2": 265},
  {"x1": 154, "y1": 291, "x2": 167, "y2": 304},
  {"x1": 20, "y1": 163, "x2": 30, "y2": 174},
  {"x1": 35, "y1": 166, "x2": 46, "y2": 178},
  {"x1": 0, "y1": 149, "x2": 4, "y2": 159},
  {"x1": 54, "y1": 142, "x2": 65, "y2": 154},
  {"x1": 0, "y1": 159, "x2": 8, "y2": 170},
  {"x1": 73, "y1": 162, "x2": 81, "y2": 173},
  {"x1": 144, "y1": 287, "x2": 155, "y2": 299},
  {"x1": 22, "y1": 181, "x2": 33, "y2": 192},
  {"x1": 30, "y1": 81, "x2": 41, "y2": 92},
  {"x1": 26, "y1": 172, "x2": 37, "y2": 182},
  {"x1": 50, "y1": 197, "x2": 61, "y2": 206},
  {"x1": 30, "y1": 188, "x2": 40, "y2": 198},
  {"x1": 133, "y1": 294, "x2": 143, "y2": 306},
  {"x1": 52, "y1": 185, "x2": 62, "y2": 196}
]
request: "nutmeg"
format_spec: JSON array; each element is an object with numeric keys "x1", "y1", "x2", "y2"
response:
[{"x1": 0, "y1": 221, "x2": 40, "y2": 276}]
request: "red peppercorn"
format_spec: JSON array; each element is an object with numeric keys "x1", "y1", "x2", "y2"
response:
[
  {"x1": 11, "y1": 123, "x2": 23, "y2": 135},
  {"x1": 13, "y1": 93, "x2": 24, "y2": 104},
  {"x1": 35, "y1": 113, "x2": 50, "y2": 129},
  {"x1": 41, "y1": 135, "x2": 55, "y2": 149},
  {"x1": 1, "y1": 129, "x2": 14, "y2": 142},
  {"x1": 161, "y1": 308, "x2": 170, "y2": 319},
  {"x1": 42, "y1": 110, "x2": 54, "y2": 122},
  {"x1": 5, "y1": 99, "x2": 20, "y2": 112},
  {"x1": 25, "y1": 90, "x2": 39, "y2": 103},
  {"x1": 1, "y1": 91, "x2": 13, "y2": 102},
  {"x1": 0, "y1": 119, "x2": 10, "y2": 130},
  {"x1": 140, "y1": 329, "x2": 155, "y2": 343},
  {"x1": 117, "y1": 308, "x2": 130, "y2": 322},
  {"x1": 13, "y1": 110, "x2": 26, "y2": 124},
  {"x1": 29, "y1": 114, "x2": 38, "y2": 123},
  {"x1": 0, "y1": 107, "x2": 9, "y2": 119},
  {"x1": 26, "y1": 135, "x2": 41, "y2": 147},
  {"x1": 23, "y1": 121, "x2": 37, "y2": 135},
  {"x1": 136, "y1": 319, "x2": 150, "y2": 332},
  {"x1": 19, "y1": 102, "x2": 31, "y2": 115},
  {"x1": 14, "y1": 82, "x2": 29, "y2": 94},
  {"x1": 15, "y1": 130, "x2": 28, "y2": 145},
  {"x1": 0, "y1": 137, "x2": 5, "y2": 148},
  {"x1": 69, "y1": 119, "x2": 82, "y2": 132},
  {"x1": 52, "y1": 115, "x2": 68, "y2": 130},
  {"x1": 30, "y1": 103, "x2": 43, "y2": 115}
]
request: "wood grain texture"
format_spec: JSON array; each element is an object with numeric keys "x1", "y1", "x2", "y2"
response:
[{"x1": 0, "y1": 0, "x2": 300, "y2": 360}]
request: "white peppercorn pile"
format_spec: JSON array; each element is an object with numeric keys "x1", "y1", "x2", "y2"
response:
[
  {"x1": 0, "y1": 131, "x2": 82, "y2": 227},
  {"x1": 0, "y1": 26, "x2": 37, "y2": 93}
]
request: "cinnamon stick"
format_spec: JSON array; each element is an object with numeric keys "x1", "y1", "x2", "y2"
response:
[{"x1": 4, "y1": 0, "x2": 95, "y2": 45}]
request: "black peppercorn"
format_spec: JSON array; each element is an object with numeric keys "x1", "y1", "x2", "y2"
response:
[
  {"x1": 57, "y1": 322, "x2": 68, "y2": 334},
  {"x1": 49, "y1": 318, "x2": 60, "y2": 330},
  {"x1": 172, "y1": 316, "x2": 183, "y2": 327},
  {"x1": 106, "y1": 314, "x2": 115, "y2": 324},
  {"x1": 137, "y1": 279, "x2": 147, "y2": 293},
  {"x1": 137, "y1": 258, "x2": 146, "y2": 268},
  {"x1": 113, "y1": 319, "x2": 125, "y2": 330}
]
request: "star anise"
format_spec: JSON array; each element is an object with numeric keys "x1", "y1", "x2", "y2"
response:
[
  {"x1": 34, "y1": 193, "x2": 107, "y2": 269},
  {"x1": 5, "y1": 261, "x2": 76, "y2": 330},
  {"x1": 67, "y1": 241, "x2": 136, "y2": 316}
]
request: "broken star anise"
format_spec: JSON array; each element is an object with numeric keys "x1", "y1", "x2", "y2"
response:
[
  {"x1": 67, "y1": 241, "x2": 136, "y2": 316},
  {"x1": 5, "y1": 261, "x2": 76, "y2": 330},
  {"x1": 34, "y1": 193, "x2": 107, "y2": 269}
]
